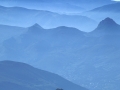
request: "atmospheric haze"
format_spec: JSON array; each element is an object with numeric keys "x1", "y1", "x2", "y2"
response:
[{"x1": 0, "y1": 0, "x2": 120, "y2": 90}]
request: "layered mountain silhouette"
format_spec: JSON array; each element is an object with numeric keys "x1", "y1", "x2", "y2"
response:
[
  {"x1": 0, "y1": 0, "x2": 113, "y2": 10},
  {"x1": 91, "y1": 2, "x2": 120, "y2": 12},
  {"x1": 91, "y1": 17, "x2": 120, "y2": 36},
  {"x1": 0, "y1": 0, "x2": 85, "y2": 13},
  {"x1": 0, "y1": 24, "x2": 26, "y2": 42},
  {"x1": 28, "y1": 23, "x2": 44, "y2": 34},
  {"x1": 0, "y1": 5, "x2": 96, "y2": 32},
  {"x1": 1, "y1": 17, "x2": 120, "y2": 90},
  {"x1": 82, "y1": 2, "x2": 120, "y2": 24},
  {"x1": 0, "y1": 60, "x2": 87, "y2": 90},
  {"x1": 0, "y1": 1, "x2": 119, "y2": 90}
]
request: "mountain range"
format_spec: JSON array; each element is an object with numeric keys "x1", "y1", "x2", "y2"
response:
[
  {"x1": 82, "y1": 2, "x2": 120, "y2": 24},
  {"x1": 0, "y1": 24, "x2": 26, "y2": 42},
  {"x1": 0, "y1": 0, "x2": 119, "y2": 90},
  {"x1": 0, "y1": 5, "x2": 96, "y2": 32},
  {"x1": 90, "y1": 17, "x2": 120, "y2": 36},
  {"x1": 0, "y1": 60, "x2": 87, "y2": 90},
  {"x1": 91, "y1": 2, "x2": 120, "y2": 12},
  {"x1": 0, "y1": 17, "x2": 120, "y2": 90},
  {"x1": 0, "y1": 0, "x2": 113, "y2": 10}
]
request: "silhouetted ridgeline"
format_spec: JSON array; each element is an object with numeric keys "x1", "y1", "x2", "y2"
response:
[
  {"x1": 0, "y1": 17, "x2": 120, "y2": 90},
  {"x1": 0, "y1": 60, "x2": 87, "y2": 90}
]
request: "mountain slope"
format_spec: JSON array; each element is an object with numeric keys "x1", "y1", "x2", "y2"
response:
[
  {"x1": 55, "y1": 18, "x2": 120, "y2": 90},
  {"x1": 1, "y1": 25, "x2": 85, "y2": 62},
  {"x1": 1, "y1": 18, "x2": 120, "y2": 90},
  {"x1": 0, "y1": 60, "x2": 87, "y2": 90},
  {"x1": 0, "y1": 24, "x2": 26, "y2": 42},
  {"x1": 91, "y1": 2, "x2": 120, "y2": 12},
  {"x1": 90, "y1": 17, "x2": 120, "y2": 36},
  {"x1": 0, "y1": 5, "x2": 96, "y2": 32},
  {"x1": 82, "y1": 2, "x2": 120, "y2": 23},
  {"x1": 0, "y1": 82, "x2": 32, "y2": 90},
  {"x1": 0, "y1": 0, "x2": 113, "y2": 10}
]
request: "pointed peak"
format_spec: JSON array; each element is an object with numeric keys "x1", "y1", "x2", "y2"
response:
[
  {"x1": 98, "y1": 17, "x2": 118, "y2": 26},
  {"x1": 96, "y1": 17, "x2": 119, "y2": 29},
  {"x1": 102, "y1": 17, "x2": 116, "y2": 23},
  {"x1": 31, "y1": 23, "x2": 43, "y2": 29},
  {"x1": 28, "y1": 23, "x2": 44, "y2": 33},
  {"x1": 104, "y1": 17, "x2": 113, "y2": 20},
  {"x1": 91, "y1": 18, "x2": 120, "y2": 35}
]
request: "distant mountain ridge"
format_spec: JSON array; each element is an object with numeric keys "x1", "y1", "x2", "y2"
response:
[
  {"x1": 0, "y1": 60, "x2": 87, "y2": 90},
  {"x1": 0, "y1": 0, "x2": 113, "y2": 10},
  {"x1": 0, "y1": 5, "x2": 96, "y2": 32},
  {"x1": 91, "y1": 2, "x2": 120, "y2": 12},
  {"x1": 1, "y1": 17, "x2": 120, "y2": 90},
  {"x1": 0, "y1": 24, "x2": 26, "y2": 42},
  {"x1": 91, "y1": 17, "x2": 120, "y2": 35},
  {"x1": 82, "y1": 2, "x2": 120, "y2": 24}
]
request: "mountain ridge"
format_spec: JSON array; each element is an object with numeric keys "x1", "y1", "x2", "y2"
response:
[
  {"x1": 91, "y1": 17, "x2": 120, "y2": 35},
  {"x1": 91, "y1": 2, "x2": 120, "y2": 12},
  {"x1": 0, "y1": 60, "x2": 88, "y2": 90},
  {"x1": 0, "y1": 5, "x2": 96, "y2": 32},
  {"x1": 0, "y1": 17, "x2": 120, "y2": 90}
]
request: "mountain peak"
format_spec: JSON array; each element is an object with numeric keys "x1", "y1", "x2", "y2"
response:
[
  {"x1": 28, "y1": 23, "x2": 44, "y2": 33},
  {"x1": 104, "y1": 17, "x2": 114, "y2": 21},
  {"x1": 32, "y1": 23, "x2": 43, "y2": 29},
  {"x1": 91, "y1": 17, "x2": 120, "y2": 35},
  {"x1": 95, "y1": 17, "x2": 120, "y2": 31},
  {"x1": 53, "y1": 26, "x2": 84, "y2": 35},
  {"x1": 98, "y1": 17, "x2": 118, "y2": 27}
]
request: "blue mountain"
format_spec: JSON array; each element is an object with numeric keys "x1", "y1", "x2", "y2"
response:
[
  {"x1": 0, "y1": 5, "x2": 96, "y2": 32},
  {"x1": 0, "y1": 60, "x2": 88, "y2": 90},
  {"x1": 91, "y1": 2, "x2": 120, "y2": 12},
  {"x1": 0, "y1": 24, "x2": 26, "y2": 42},
  {"x1": 91, "y1": 17, "x2": 120, "y2": 36},
  {"x1": 1, "y1": 18, "x2": 120, "y2": 90},
  {"x1": 0, "y1": 0, "x2": 114, "y2": 14},
  {"x1": 82, "y1": 2, "x2": 120, "y2": 23}
]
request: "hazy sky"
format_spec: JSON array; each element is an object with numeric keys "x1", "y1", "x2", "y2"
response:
[{"x1": 113, "y1": 0, "x2": 120, "y2": 1}]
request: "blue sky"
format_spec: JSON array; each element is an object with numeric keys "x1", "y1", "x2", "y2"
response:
[{"x1": 113, "y1": 0, "x2": 120, "y2": 1}]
